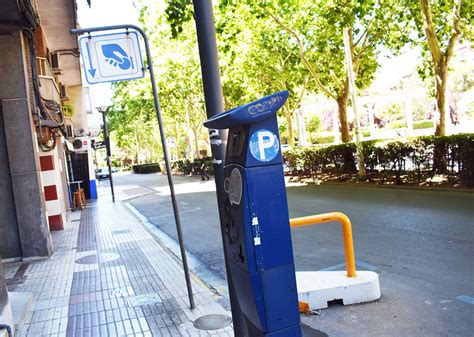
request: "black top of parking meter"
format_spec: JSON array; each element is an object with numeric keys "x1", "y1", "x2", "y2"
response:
[{"x1": 204, "y1": 91, "x2": 289, "y2": 129}]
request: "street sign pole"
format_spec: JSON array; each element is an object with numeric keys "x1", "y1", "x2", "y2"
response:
[
  {"x1": 71, "y1": 25, "x2": 195, "y2": 309},
  {"x1": 192, "y1": 1, "x2": 246, "y2": 334}
]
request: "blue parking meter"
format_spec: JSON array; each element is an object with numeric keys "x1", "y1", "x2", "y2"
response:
[{"x1": 204, "y1": 91, "x2": 301, "y2": 337}]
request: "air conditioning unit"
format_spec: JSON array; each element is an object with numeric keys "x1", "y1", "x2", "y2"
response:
[
  {"x1": 60, "y1": 83, "x2": 69, "y2": 100},
  {"x1": 50, "y1": 52, "x2": 61, "y2": 72},
  {"x1": 72, "y1": 137, "x2": 90, "y2": 152}
]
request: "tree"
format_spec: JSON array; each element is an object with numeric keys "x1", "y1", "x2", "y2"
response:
[
  {"x1": 214, "y1": 2, "x2": 310, "y2": 146},
  {"x1": 259, "y1": 0, "x2": 409, "y2": 143},
  {"x1": 108, "y1": 79, "x2": 162, "y2": 164},
  {"x1": 406, "y1": 0, "x2": 472, "y2": 136},
  {"x1": 108, "y1": 1, "x2": 210, "y2": 164},
  {"x1": 158, "y1": 44, "x2": 208, "y2": 160},
  {"x1": 164, "y1": 1, "x2": 311, "y2": 146},
  {"x1": 306, "y1": 114, "x2": 321, "y2": 144}
]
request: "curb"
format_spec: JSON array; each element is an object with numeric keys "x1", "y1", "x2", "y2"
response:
[
  {"x1": 174, "y1": 172, "x2": 473, "y2": 194},
  {"x1": 122, "y1": 202, "x2": 230, "y2": 302},
  {"x1": 287, "y1": 179, "x2": 474, "y2": 194}
]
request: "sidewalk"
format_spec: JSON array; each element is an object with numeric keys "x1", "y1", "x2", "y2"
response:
[{"x1": 3, "y1": 197, "x2": 233, "y2": 336}]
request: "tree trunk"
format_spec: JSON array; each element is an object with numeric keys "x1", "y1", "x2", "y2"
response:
[
  {"x1": 336, "y1": 79, "x2": 351, "y2": 143},
  {"x1": 174, "y1": 121, "x2": 181, "y2": 161},
  {"x1": 297, "y1": 108, "x2": 307, "y2": 146},
  {"x1": 193, "y1": 127, "x2": 200, "y2": 159},
  {"x1": 434, "y1": 60, "x2": 448, "y2": 136},
  {"x1": 185, "y1": 105, "x2": 194, "y2": 161},
  {"x1": 433, "y1": 60, "x2": 448, "y2": 173},
  {"x1": 134, "y1": 122, "x2": 140, "y2": 164},
  {"x1": 284, "y1": 100, "x2": 295, "y2": 147}
]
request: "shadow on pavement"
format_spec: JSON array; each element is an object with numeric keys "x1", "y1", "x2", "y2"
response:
[{"x1": 302, "y1": 323, "x2": 329, "y2": 336}]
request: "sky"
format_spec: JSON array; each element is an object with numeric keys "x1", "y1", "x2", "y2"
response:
[{"x1": 77, "y1": 0, "x2": 140, "y2": 28}]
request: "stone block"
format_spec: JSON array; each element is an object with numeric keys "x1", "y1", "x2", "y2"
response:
[
  {"x1": 0, "y1": 104, "x2": 21, "y2": 259},
  {"x1": 10, "y1": 172, "x2": 52, "y2": 258},
  {"x1": 1, "y1": 99, "x2": 39, "y2": 176},
  {"x1": 0, "y1": 32, "x2": 28, "y2": 100}
]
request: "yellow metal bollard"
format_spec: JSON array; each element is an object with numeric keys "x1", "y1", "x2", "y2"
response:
[{"x1": 290, "y1": 212, "x2": 356, "y2": 277}]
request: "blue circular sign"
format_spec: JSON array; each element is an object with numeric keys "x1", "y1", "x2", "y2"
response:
[{"x1": 249, "y1": 129, "x2": 280, "y2": 162}]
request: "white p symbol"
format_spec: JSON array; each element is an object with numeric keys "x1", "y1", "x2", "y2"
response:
[{"x1": 258, "y1": 131, "x2": 275, "y2": 160}]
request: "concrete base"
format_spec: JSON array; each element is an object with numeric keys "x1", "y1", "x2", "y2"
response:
[
  {"x1": 8, "y1": 292, "x2": 33, "y2": 332},
  {"x1": 296, "y1": 271, "x2": 381, "y2": 310}
]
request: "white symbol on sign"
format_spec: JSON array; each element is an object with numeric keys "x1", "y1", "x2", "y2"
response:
[
  {"x1": 79, "y1": 32, "x2": 145, "y2": 84},
  {"x1": 257, "y1": 131, "x2": 275, "y2": 160},
  {"x1": 249, "y1": 129, "x2": 280, "y2": 162}
]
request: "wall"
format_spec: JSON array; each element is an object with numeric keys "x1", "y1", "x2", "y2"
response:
[
  {"x1": 69, "y1": 85, "x2": 89, "y2": 137},
  {"x1": 0, "y1": 103, "x2": 22, "y2": 259},
  {"x1": 0, "y1": 31, "x2": 53, "y2": 259}
]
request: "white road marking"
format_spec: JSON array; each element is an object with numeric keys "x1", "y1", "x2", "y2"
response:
[{"x1": 147, "y1": 207, "x2": 201, "y2": 220}]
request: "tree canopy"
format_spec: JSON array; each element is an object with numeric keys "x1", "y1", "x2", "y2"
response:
[
  {"x1": 106, "y1": 0, "x2": 473, "y2": 166},
  {"x1": 404, "y1": 0, "x2": 472, "y2": 136}
]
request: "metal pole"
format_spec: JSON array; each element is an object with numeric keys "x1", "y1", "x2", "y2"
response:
[
  {"x1": 66, "y1": 150, "x2": 75, "y2": 207},
  {"x1": 343, "y1": 28, "x2": 366, "y2": 178},
  {"x1": 192, "y1": 1, "x2": 246, "y2": 334},
  {"x1": 99, "y1": 107, "x2": 115, "y2": 202},
  {"x1": 290, "y1": 212, "x2": 357, "y2": 277},
  {"x1": 71, "y1": 25, "x2": 195, "y2": 309}
]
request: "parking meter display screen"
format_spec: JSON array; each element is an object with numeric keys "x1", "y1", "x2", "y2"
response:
[{"x1": 228, "y1": 127, "x2": 245, "y2": 157}]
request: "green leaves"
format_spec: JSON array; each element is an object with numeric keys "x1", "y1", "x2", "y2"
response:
[
  {"x1": 164, "y1": 0, "x2": 193, "y2": 38},
  {"x1": 109, "y1": 2, "x2": 206, "y2": 163},
  {"x1": 400, "y1": 0, "x2": 471, "y2": 135}
]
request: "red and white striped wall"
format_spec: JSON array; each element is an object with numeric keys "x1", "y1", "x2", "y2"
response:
[{"x1": 39, "y1": 150, "x2": 65, "y2": 231}]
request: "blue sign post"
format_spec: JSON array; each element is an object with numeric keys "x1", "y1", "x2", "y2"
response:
[
  {"x1": 72, "y1": 25, "x2": 194, "y2": 310},
  {"x1": 204, "y1": 91, "x2": 302, "y2": 337}
]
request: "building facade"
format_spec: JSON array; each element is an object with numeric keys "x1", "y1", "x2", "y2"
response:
[{"x1": 0, "y1": 0, "x2": 95, "y2": 262}]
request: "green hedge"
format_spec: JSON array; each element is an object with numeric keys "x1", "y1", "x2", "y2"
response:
[
  {"x1": 283, "y1": 134, "x2": 474, "y2": 186},
  {"x1": 388, "y1": 121, "x2": 407, "y2": 129},
  {"x1": 171, "y1": 157, "x2": 214, "y2": 175},
  {"x1": 315, "y1": 135, "x2": 335, "y2": 144},
  {"x1": 132, "y1": 163, "x2": 161, "y2": 174},
  {"x1": 413, "y1": 120, "x2": 434, "y2": 129}
]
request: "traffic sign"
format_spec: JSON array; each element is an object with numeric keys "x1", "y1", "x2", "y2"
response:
[
  {"x1": 249, "y1": 129, "x2": 280, "y2": 162},
  {"x1": 79, "y1": 31, "x2": 145, "y2": 84}
]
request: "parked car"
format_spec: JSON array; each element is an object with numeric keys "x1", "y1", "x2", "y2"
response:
[
  {"x1": 96, "y1": 167, "x2": 118, "y2": 180},
  {"x1": 96, "y1": 168, "x2": 110, "y2": 180},
  {"x1": 281, "y1": 144, "x2": 291, "y2": 152}
]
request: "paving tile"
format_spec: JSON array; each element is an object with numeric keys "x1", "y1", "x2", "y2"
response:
[{"x1": 3, "y1": 201, "x2": 233, "y2": 336}]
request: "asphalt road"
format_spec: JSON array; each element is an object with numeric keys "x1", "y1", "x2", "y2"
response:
[{"x1": 101, "y1": 172, "x2": 474, "y2": 337}]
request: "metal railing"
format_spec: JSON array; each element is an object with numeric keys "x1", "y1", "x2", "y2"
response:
[
  {"x1": 37, "y1": 57, "x2": 60, "y2": 94},
  {"x1": 290, "y1": 212, "x2": 357, "y2": 277},
  {"x1": 37, "y1": 57, "x2": 55, "y2": 77}
]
